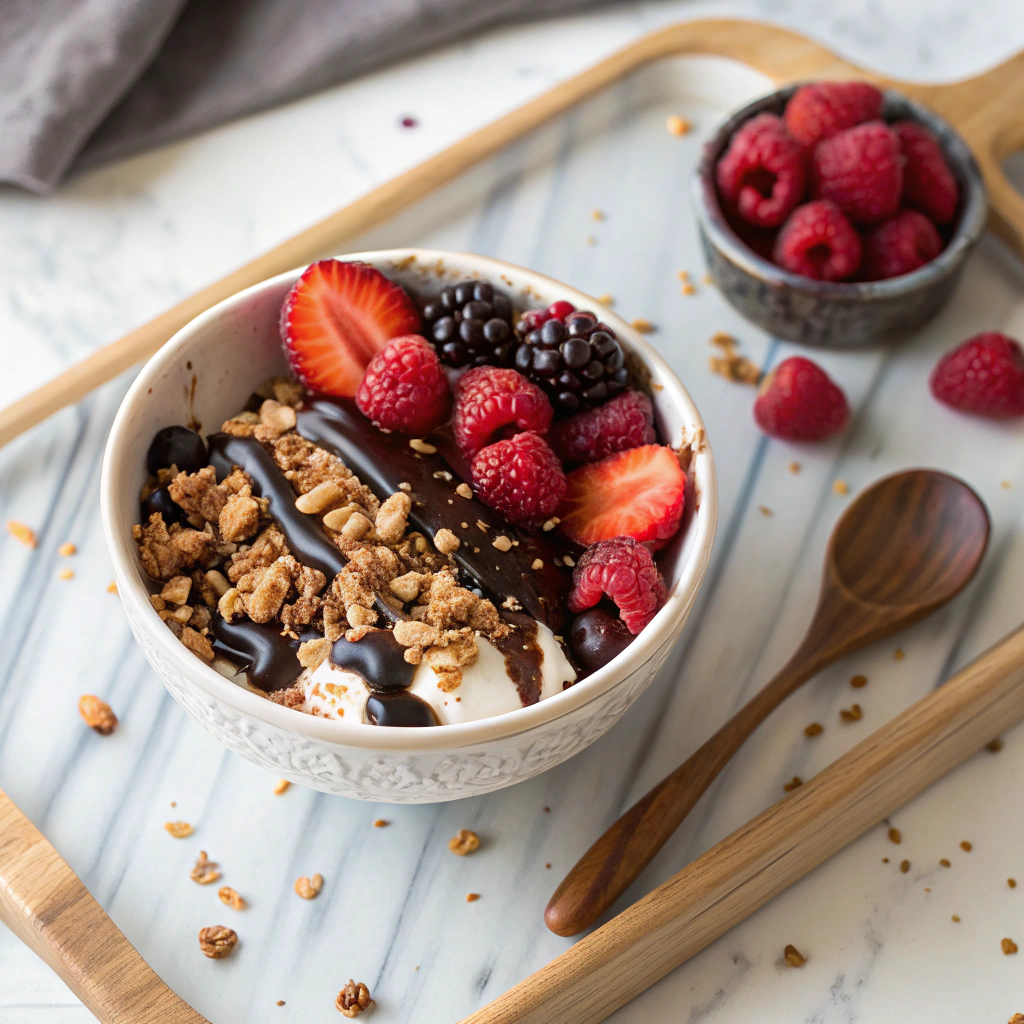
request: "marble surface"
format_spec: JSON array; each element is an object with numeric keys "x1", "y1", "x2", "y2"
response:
[{"x1": 4, "y1": 1, "x2": 1024, "y2": 1021}]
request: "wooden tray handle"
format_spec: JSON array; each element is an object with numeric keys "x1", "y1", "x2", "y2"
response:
[{"x1": 0, "y1": 789, "x2": 209, "y2": 1024}]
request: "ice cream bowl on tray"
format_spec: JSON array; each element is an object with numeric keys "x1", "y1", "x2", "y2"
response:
[{"x1": 101, "y1": 249, "x2": 717, "y2": 803}]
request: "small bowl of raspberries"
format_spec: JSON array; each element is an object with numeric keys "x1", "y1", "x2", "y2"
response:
[{"x1": 693, "y1": 80, "x2": 987, "y2": 347}]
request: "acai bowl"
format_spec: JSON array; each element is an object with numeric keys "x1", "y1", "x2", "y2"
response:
[{"x1": 100, "y1": 250, "x2": 717, "y2": 803}]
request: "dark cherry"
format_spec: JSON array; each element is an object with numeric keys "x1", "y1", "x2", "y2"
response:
[
  {"x1": 570, "y1": 608, "x2": 634, "y2": 673},
  {"x1": 146, "y1": 426, "x2": 207, "y2": 475},
  {"x1": 141, "y1": 485, "x2": 184, "y2": 525}
]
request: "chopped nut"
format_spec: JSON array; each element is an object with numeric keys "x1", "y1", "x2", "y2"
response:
[
  {"x1": 432, "y1": 469, "x2": 453, "y2": 482},
  {"x1": 341, "y1": 512, "x2": 373, "y2": 540},
  {"x1": 666, "y1": 114, "x2": 691, "y2": 136},
  {"x1": 198, "y1": 925, "x2": 237, "y2": 959},
  {"x1": 783, "y1": 944, "x2": 806, "y2": 967},
  {"x1": 79, "y1": 695, "x2": 117, "y2": 735},
  {"x1": 218, "y1": 587, "x2": 245, "y2": 622},
  {"x1": 296, "y1": 480, "x2": 345, "y2": 515},
  {"x1": 492, "y1": 535, "x2": 512, "y2": 552},
  {"x1": 294, "y1": 874, "x2": 323, "y2": 900},
  {"x1": 375, "y1": 492, "x2": 411, "y2": 544},
  {"x1": 322, "y1": 504, "x2": 358, "y2": 531},
  {"x1": 961, "y1": 840, "x2": 972, "y2": 852},
  {"x1": 346, "y1": 605, "x2": 378, "y2": 628},
  {"x1": 218, "y1": 886, "x2": 246, "y2": 910},
  {"x1": 1003, "y1": 938, "x2": 1019, "y2": 955},
  {"x1": 900, "y1": 860, "x2": 911, "y2": 873},
  {"x1": 833, "y1": 479, "x2": 849, "y2": 496},
  {"x1": 455, "y1": 482, "x2": 473, "y2": 499},
  {"x1": 161, "y1": 575, "x2": 193, "y2": 606},
  {"x1": 190, "y1": 851, "x2": 222, "y2": 885},
  {"x1": 6, "y1": 520, "x2": 37, "y2": 548},
  {"x1": 758, "y1": 505, "x2": 773, "y2": 517},
  {"x1": 409, "y1": 438, "x2": 437, "y2": 455},
  {"x1": 335, "y1": 980, "x2": 373, "y2": 1017},
  {"x1": 258, "y1": 398, "x2": 297, "y2": 436},
  {"x1": 107, "y1": 581, "x2": 118, "y2": 593},
  {"x1": 165, "y1": 821, "x2": 194, "y2": 838},
  {"x1": 888, "y1": 828, "x2": 902, "y2": 844},
  {"x1": 297, "y1": 636, "x2": 332, "y2": 670},
  {"x1": 850, "y1": 674, "x2": 867, "y2": 688},
  {"x1": 389, "y1": 571, "x2": 425, "y2": 603},
  {"x1": 393, "y1": 620, "x2": 440, "y2": 648},
  {"x1": 466, "y1": 892, "x2": 480, "y2": 902},
  {"x1": 373, "y1": 819, "x2": 388, "y2": 828},
  {"x1": 542, "y1": 517, "x2": 560, "y2": 532},
  {"x1": 204, "y1": 569, "x2": 230, "y2": 597},
  {"x1": 562, "y1": 555, "x2": 575, "y2": 568},
  {"x1": 840, "y1": 704, "x2": 862, "y2": 722},
  {"x1": 181, "y1": 626, "x2": 215, "y2": 663},
  {"x1": 783, "y1": 776, "x2": 803, "y2": 792},
  {"x1": 952, "y1": 914, "x2": 960, "y2": 922},
  {"x1": 940, "y1": 859, "x2": 951, "y2": 867},
  {"x1": 803, "y1": 722, "x2": 823, "y2": 738},
  {"x1": 58, "y1": 542, "x2": 77, "y2": 556},
  {"x1": 630, "y1": 318, "x2": 654, "y2": 333},
  {"x1": 58, "y1": 568, "x2": 74, "y2": 580},
  {"x1": 449, "y1": 829, "x2": 481, "y2": 856},
  {"x1": 434, "y1": 528, "x2": 460, "y2": 554},
  {"x1": 531, "y1": 558, "x2": 544, "y2": 570},
  {"x1": 273, "y1": 779, "x2": 290, "y2": 795}
]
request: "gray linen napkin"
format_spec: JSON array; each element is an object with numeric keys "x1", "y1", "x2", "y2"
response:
[{"x1": 2, "y1": 0, "x2": 612, "y2": 192}]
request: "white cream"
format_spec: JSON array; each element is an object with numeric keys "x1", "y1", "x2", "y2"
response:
[{"x1": 295, "y1": 621, "x2": 575, "y2": 726}]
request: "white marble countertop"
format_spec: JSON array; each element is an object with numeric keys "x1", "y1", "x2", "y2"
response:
[{"x1": 4, "y1": 1, "x2": 1024, "y2": 1022}]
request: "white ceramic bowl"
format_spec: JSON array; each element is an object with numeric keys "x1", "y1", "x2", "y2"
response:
[{"x1": 101, "y1": 250, "x2": 717, "y2": 803}]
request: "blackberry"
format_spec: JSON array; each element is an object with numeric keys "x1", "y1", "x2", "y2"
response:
[
  {"x1": 513, "y1": 310, "x2": 629, "y2": 414},
  {"x1": 421, "y1": 280, "x2": 516, "y2": 368}
]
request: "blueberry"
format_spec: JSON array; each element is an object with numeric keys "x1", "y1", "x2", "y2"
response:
[
  {"x1": 141, "y1": 485, "x2": 184, "y2": 525},
  {"x1": 146, "y1": 426, "x2": 207, "y2": 475}
]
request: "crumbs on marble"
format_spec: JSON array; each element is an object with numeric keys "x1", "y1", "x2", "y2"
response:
[
  {"x1": 894, "y1": 648, "x2": 905, "y2": 661},
  {"x1": 466, "y1": 892, "x2": 481, "y2": 902},
  {"x1": 758, "y1": 505, "x2": 773, "y2": 517},
  {"x1": 708, "y1": 332, "x2": 760, "y2": 385},
  {"x1": 788, "y1": 461, "x2": 801, "y2": 474},
  {"x1": 960, "y1": 840, "x2": 973, "y2": 852},
  {"x1": 783, "y1": 944, "x2": 806, "y2": 967},
  {"x1": 940, "y1": 858, "x2": 951, "y2": 867},
  {"x1": 273, "y1": 778, "x2": 290, "y2": 795},
  {"x1": 58, "y1": 541, "x2": 77, "y2": 556},
  {"x1": 449, "y1": 829, "x2": 481, "y2": 856},
  {"x1": 190, "y1": 850, "x2": 222, "y2": 885},
  {"x1": 374, "y1": 819, "x2": 389, "y2": 828},
  {"x1": 804, "y1": 722, "x2": 823, "y2": 738},
  {"x1": 900, "y1": 860, "x2": 911, "y2": 873},
  {"x1": 888, "y1": 828, "x2": 902, "y2": 844},
  {"x1": 336, "y1": 980, "x2": 374, "y2": 1017},
  {"x1": 833, "y1": 479, "x2": 849, "y2": 496},
  {"x1": 79, "y1": 695, "x2": 117, "y2": 735},
  {"x1": 1002, "y1": 938, "x2": 1018, "y2": 955},
  {"x1": 840, "y1": 704, "x2": 862, "y2": 723},
  {"x1": 107, "y1": 580, "x2": 119, "y2": 593},
  {"x1": 198, "y1": 925, "x2": 237, "y2": 959},
  {"x1": 666, "y1": 114, "x2": 692, "y2": 136},
  {"x1": 987, "y1": 737, "x2": 1004, "y2": 753},
  {"x1": 165, "y1": 821, "x2": 194, "y2": 838},
  {"x1": 783, "y1": 776, "x2": 803, "y2": 792},
  {"x1": 597, "y1": 293, "x2": 614, "y2": 306},
  {"x1": 6, "y1": 519, "x2": 37, "y2": 548},
  {"x1": 294, "y1": 874, "x2": 323, "y2": 900},
  {"x1": 630, "y1": 318, "x2": 655, "y2": 334},
  {"x1": 850, "y1": 674, "x2": 867, "y2": 689},
  {"x1": 219, "y1": 886, "x2": 246, "y2": 910}
]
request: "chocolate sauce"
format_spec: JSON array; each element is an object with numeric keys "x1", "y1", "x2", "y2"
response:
[
  {"x1": 295, "y1": 397, "x2": 571, "y2": 630},
  {"x1": 330, "y1": 629, "x2": 415, "y2": 693},
  {"x1": 492, "y1": 612, "x2": 545, "y2": 706},
  {"x1": 207, "y1": 433, "x2": 347, "y2": 580},
  {"x1": 210, "y1": 617, "x2": 317, "y2": 691},
  {"x1": 366, "y1": 691, "x2": 439, "y2": 727}
]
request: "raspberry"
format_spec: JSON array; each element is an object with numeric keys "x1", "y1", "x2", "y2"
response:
[
  {"x1": 453, "y1": 366, "x2": 553, "y2": 456},
  {"x1": 549, "y1": 389, "x2": 655, "y2": 464},
  {"x1": 811, "y1": 121, "x2": 903, "y2": 224},
  {"x1": 773, "y1": 200, "x2": 862, "y2": 281},
  {"x1": 862, "y1": 209, "x2": 941, "y2": 280},
  {"x1": 471, "y1": 432, "x2": 566, "y2": 525},
  {"x1": 754, "y1": 356, "x2": 850, "y2": 440},
  {"x1": 716, "y1": 113, "x2": 807, "y2": 228},
  {"x1": 783, "y1": 81, "x2": 883, "y2": 149},
  {"x1": 893, "y1": 121, "x2": 958, "y2": 225},
  {"x1": 568, "y1": 537, "x2": 667, "y2": 635},
  {"x1": 930, "y1": 332, "x2": 1024, "y2": 418},
  {"x1": 355, "y1": 335, "x2": 450, "y2": 435},
  {"x1": 547, "y1": 300, "x2": 576, "y2": 321}
]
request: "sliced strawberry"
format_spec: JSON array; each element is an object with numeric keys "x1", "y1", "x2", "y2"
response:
[
  {"x1": 557, "y1": 445, "x2": 685, "y2": 548},
  {"x1": 280, "y1": 259, "x2": 422, "y2": 397}
]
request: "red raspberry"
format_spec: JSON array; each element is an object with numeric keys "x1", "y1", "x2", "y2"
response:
[
  {"x1": 893, "y1": 121, "x2": 958, "y2": 225},
  {"x1": 930, "y1": 332, "x2": 1024, "y2": 418},
  {"x1": 862, "y1": 209, "x2": 941, "y2": 280},
  {"x1": 811, "y1": 121, "x2": 903, "y2": 224},
  {"x1": 549, "y1": 389, "x2": 655, "y2": 464},
  {"x1": 773, "y1": 200, "x2": 862, "y2": 281},
  {"x1": 716, "y1": 113, "x2": 807, "y2": 228},
  {"x1": 568, "y1": 537, "x2": 667, "y2": 635},
  {"x1": 453, "y1": 366, "x2": 553, "y2": 457},
  {"x1": 547, "y1": 300, "x2": 576, "y2": 321},
  {"x1": 471, "y1": 432, "x2": 566, "y2": 525},
  {"x1": 355, "y1": 335, "x2": 450, "y2": 435},
  {"x1": 783, "y1": 81, "x2": 883, "y2": 149},
  {"x1": 754, "y1": 356, "x2": 850, "y2": 441}
]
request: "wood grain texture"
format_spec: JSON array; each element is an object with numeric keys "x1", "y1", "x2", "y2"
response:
[
  {"x1": 544, "y1": 470, "x2": 990, "y2": 936},
  {"x1": 0, "y1": 789, "x2": 210, "y2": 1024},
  {"x1": 1, "y1": 18, "x2": 1023, "y2": 449},
  {"x1": 462, "y1": 619, "x2": 1024, "y2": 1024}
]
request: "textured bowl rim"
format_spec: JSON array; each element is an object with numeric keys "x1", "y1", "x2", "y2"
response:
[
  {"x1": 101, "y1": 249, "x2": 718, "y2": 752},
  {"x1": 691, "y1": 84, "x2": 989, "y2": 298}
]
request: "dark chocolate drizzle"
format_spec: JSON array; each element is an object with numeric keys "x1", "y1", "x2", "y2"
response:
[
  {"x1": 330, "y1": 630, "x2": 415, "y2": 692},
  {"x1": 491, "y1": 612, "x2": 545, "y2": 706},
  {"x1": 210, "y1": 617, "x2": 318, "y2": 692},
  {"x1": 295, "y1": 397, "x2": 571, "y2": 630},
  {"x1": 366, "y1": 691, "x2": 439, "y2": 727}
]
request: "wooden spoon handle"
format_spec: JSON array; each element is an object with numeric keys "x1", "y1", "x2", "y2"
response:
[
  {"x1": 545, "y1": 657, "x2": 814, "y2": 937},
  {"x1": 0, "y1": 789, "x2": 209, "y2": 1024}
]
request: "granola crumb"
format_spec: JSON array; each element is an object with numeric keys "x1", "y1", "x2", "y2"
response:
[
  {"x1": 882, "y1": 858, "x2": 889, "y2": 863},
  {"x1": 597, "y1": 293, "x2": 614, "y2": 306},
  {"x1": 900, "y1": 860, "x2": 911, "y2": 873},
  {"x1": 78, "y1": 695, "x2": 117, "y2": 735},
  {"x1": 107, "y1": 581, "x2": 118, "y2": 593},
  {"x1": 531, "y1": 558, "x2": 544, "y2": 570},
  {"x1": 6, "y1": 520, "x2": 37, "y2": 548},
  {"x1": 449, "y1": 829, "x2": 481, "y2": 856},
  {"x1": 1003, "y1": 938, "x2": 1019, "y2": 955},
  {"x1": 58, "y1": 542, "x2": 77, "y2": 556},
  {"x1": 1010, "y1": 878, "x2": 1018, "y2": 889},
  {"x1": 850, "y1": 674, "x2": 867, "y2": 688},
  {"x1": 58, "y1": 568, "x2": 74, "y2": 580},
  {"x1": 434, "y1": 528, "x2": 460, "y2": 554},
  {"x1": 542, "y1": 517, "x2": 560, "y2": 532},
  {"x1": 840, "y1": 704, "x2": 863, "y2": 723},
  {"x1": 758, "y1": 505, "x2": 772, "y2": 517},
  {"x1": 788, "y1": 461, "x2": 801, "y2": 474},
  {"x1": 543, "y1": 806, "x2": 550, "y2": 812},
  {"x1": 466, "y1": 892, "x2": 480, "y2": 902},
  {"x1": 198, "y1": 925, "x2": 237, "y2": 959},
  {"x1": 294, "y1": 874, "x2": 324, "y2": 900},
  {"x1": 277, "y1": 1000, "x2": 285, "y2": 1006},
  {"x1": 952, "y1": 914, "x2": 960, "y2": 922},
  {"x1": 888, "y1": 828, "x2": 902, "y2": 844},
  {"x1": 273, "y1": 778, "x2": 291, "y2": 795},
  {"x1": 833, "y1": 479, "x2": 849, "y2": 496},
  {"x1": 492, "y1": 535, "x2": 512, "y2": 552},
  {"x1": 708, "y1": 332, "x2": 760, "y2": 385},
  {"x1": 455, "y1": 482, "x2": 473, "y2": 500},
  {"x1": 666, "y1": 114, "x2": 692, "y2": 136},
  {"x1": 630, "y1": 318, "x2": 654, "y2": 334},
  {"x1": 546, "y1": 862, "x2": 551, "y2": 869},
  {"x1": 940, "y1": 859, "x2": 951, "y2": 867},
  {"x1": 164, "y1": 821, "x2": 194, "y2": 838},
  {"x1": 190, "y1": 851, "x2": 222, "y2": 885},
  {"x1": 783, "y1": 944, "x2": 806, "y2": 968},
  {"x1": 585, "y1": 235, "x2": 596, "y2": 246},
  {"x1": 335, "y1": 980, "x2": 373, "y2": 1017},
  {"x1": 218, "y1": 886, "x2": 246, "y2": 910},
  {"x1": 591, "y1": 209, "x2": 605, "y2": 221},
  {"x1": 804, "y1": 722, "x2": 823, "y2": 738},
  {"x1": 409, "y1": 438, "x2": 437, "y2": 455},
  {"x1": 894, "y1": 648, "x2": 905, "y2": 661},
  {"x1": 961, "y1": 840, "x2": 972, "y2": 852},
  {"x1": 681, "y1": 283, "x2": 696, "y2": 296},
  {"x1": 783, "y1": 776, "x2": 803, "y2": 792},
  {"x1": 374, "y1": 819, "x2": 388, "y2": 828},
  {"x1": 987, "y1": 737, "x2": 1004, "y2": 752}
]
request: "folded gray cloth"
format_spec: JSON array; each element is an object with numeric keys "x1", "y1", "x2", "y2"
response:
[{"x1": 2, "y1": 0, "x2": 612, "y2": 192}]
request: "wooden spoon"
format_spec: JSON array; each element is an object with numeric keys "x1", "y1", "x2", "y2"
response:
[
  {"x1": 0, "y1": 788, "x2": 209, "y2": 1023},
  {"x1": 545, "y1": 469, "x2": 989, "y2": 937}
]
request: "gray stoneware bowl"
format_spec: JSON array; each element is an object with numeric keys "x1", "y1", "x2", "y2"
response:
[{"x1": 692, "y1": 85, "x2": 988, "y2": 347}]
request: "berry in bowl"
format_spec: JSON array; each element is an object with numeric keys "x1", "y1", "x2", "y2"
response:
[
  {"x1": 101, "y1": 250, "x2": 716, "y2": 802},
  {"x1": 693, "y1": 81, "x2": 987, "y2": 346}
]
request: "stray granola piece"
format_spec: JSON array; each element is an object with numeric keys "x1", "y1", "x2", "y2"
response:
[
  {"x1": 181, "y1": 626, "x2": 215, "y2": 664},
  {"x1": 375, "y1": 492, "x2": 411, "y2": 544},
  {"x1": 951, "y1": 915, "x2": 960, "y2": 922},
  {"x1": 296, "y1": 480, "x2": 346, "y2": 515},
  {"x1": 456, "y1": 482, "x2": 473, "y2": 499},
  {"x1": 190, "y1": 851, "x2": 222, "y2": 885},
  {"x1": 788, "y1": 461, "x2": 801, "y2": 474},
  {"x1": 297, "y1": 636, "x2": 332, "y2": 671},
  {"x1": 335, "y1": 980, "x2": 373, "y2": 1017},
  {"x1": 531, "y1": 558, "x2": 544, "y2": 570},
  {"x1": 940, "y1": 858, "x2": 951, "y2": 867},
  {"x1": 389, "y1": 571, "x2": 426, "y2": 603},
  {"x1": 759, "y1": 506, "x2": 773, "y2": 517},
  {"x1": 165, "y1": 821, "x2": 194, "y2": 838},
  {"x1": 783, "y1": 944, "x2": 806, "y2": 967},
  {"x1": 597, "y1": 293, "x2": 614, "y2": 306},
  {"x1": 323, "y1": 504, "x2": 358, "y2": 531},
  {"x1": 1003, "y1": 938, "x2": 1019, "y2": 955},
  {"x1": 58, "y1": 568, "x2": 75, "y2": 580},
  {"x1": 840, "y1": 703, "x2": 862, "y2": 722},
  {"x1": 107, "y1": 581, "x2": 118, "y2": 593},
  {"x1": 273, "y1": 779, "x2": 290, "y2": 795},
  {"x1": 58, "y1": 542, "x2": 77, "y2": 556},
  {"x1": 708, "y1": 333, "x2": 761, "y2": 385},
  {"x1": 79, "y1": 695, "x2": 118, "y2": 735},
  {"x1": 7, "y1": 520, "x2": 37, "y2": 548},
  {"x1": 342, "y1": 512, "x2": 373, "y2": 540},
  {"x1": 434, "y1": 528, "x2": 460, "y2": 555},
  {"x1": 294, "y1": 874, "x2": 324, "y2": 900},
  {"x1": 804, "y1": 722, "x2": 823, "y2": 737},
  {"x1": 373, "y1": 819, "x2": 388, "y2": 828},
  {"x1": 850, "y1": 674, "x2": 867, "y2": 688},
  {"x1": 987, "y1": 737, "x2": 1004, "y2": 752},
  {"x1": 1009, "y1": 1015, "x2": 1024, "y2": 1023},
  {"x1": 888, "y1": 828, "x2": 901, "y2": 844},
  {"x1": 409, "y1": 438, "x2": 437, "y2": 455},
  {"x1": 161, "y1": 575, "x2": 193, "y2": 606},
  {"x1": 219, "y1": 492, "x2": 260, "y2": 543},
  {"x1": 1010, "y1": 879, "x2": 1018, "y2": 889},
  {"x1": 894, "y1": 648, "x2": 905, "y2": 660},
  {"x1": 900, "y1": 860, "x2": 910, "y2": 873},
  {"x1": 198, "y1": 925, "x2": 237, "y2": 959},
  {"x1": 449, "y1": 829, "x2": 481, "y2": 856},
  {"x1": 961, "y1": 840, "x2": 972, "y2": 852},
  {"x1": 492, "y1": 535, "x2": 512, "y2": 552},
  {"x1": 257, "y1": 399, "x2": 297, "y2": 440},
  {"x1": 630, "y1": 318, "x2": 654, "y2": 333},
  {"x1": 783, "y1": 776, "x2": 803, "y2": 792},
  {"x1": 591, "y1": 209, "x2": 605, "y2": 221},
  {"x1": 833, "y1": 479, "x2": 849, "y2": 496},
  {"x1": 666, "y1": 114, "x2": 692, "y2": 136},
  {"x1": 218, "y1": 886, "x2": 246, "y2": 910},
  {"x1": 466, "y1": 893, "x2": 480, "y2": 902}
]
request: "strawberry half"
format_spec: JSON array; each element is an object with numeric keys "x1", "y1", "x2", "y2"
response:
[
  {"x1": 280, "y1": 259, "x2": 422, "y2": 397},
  {"x1": 557, "y1": 444, "x2": 685, "y2": 548}
]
